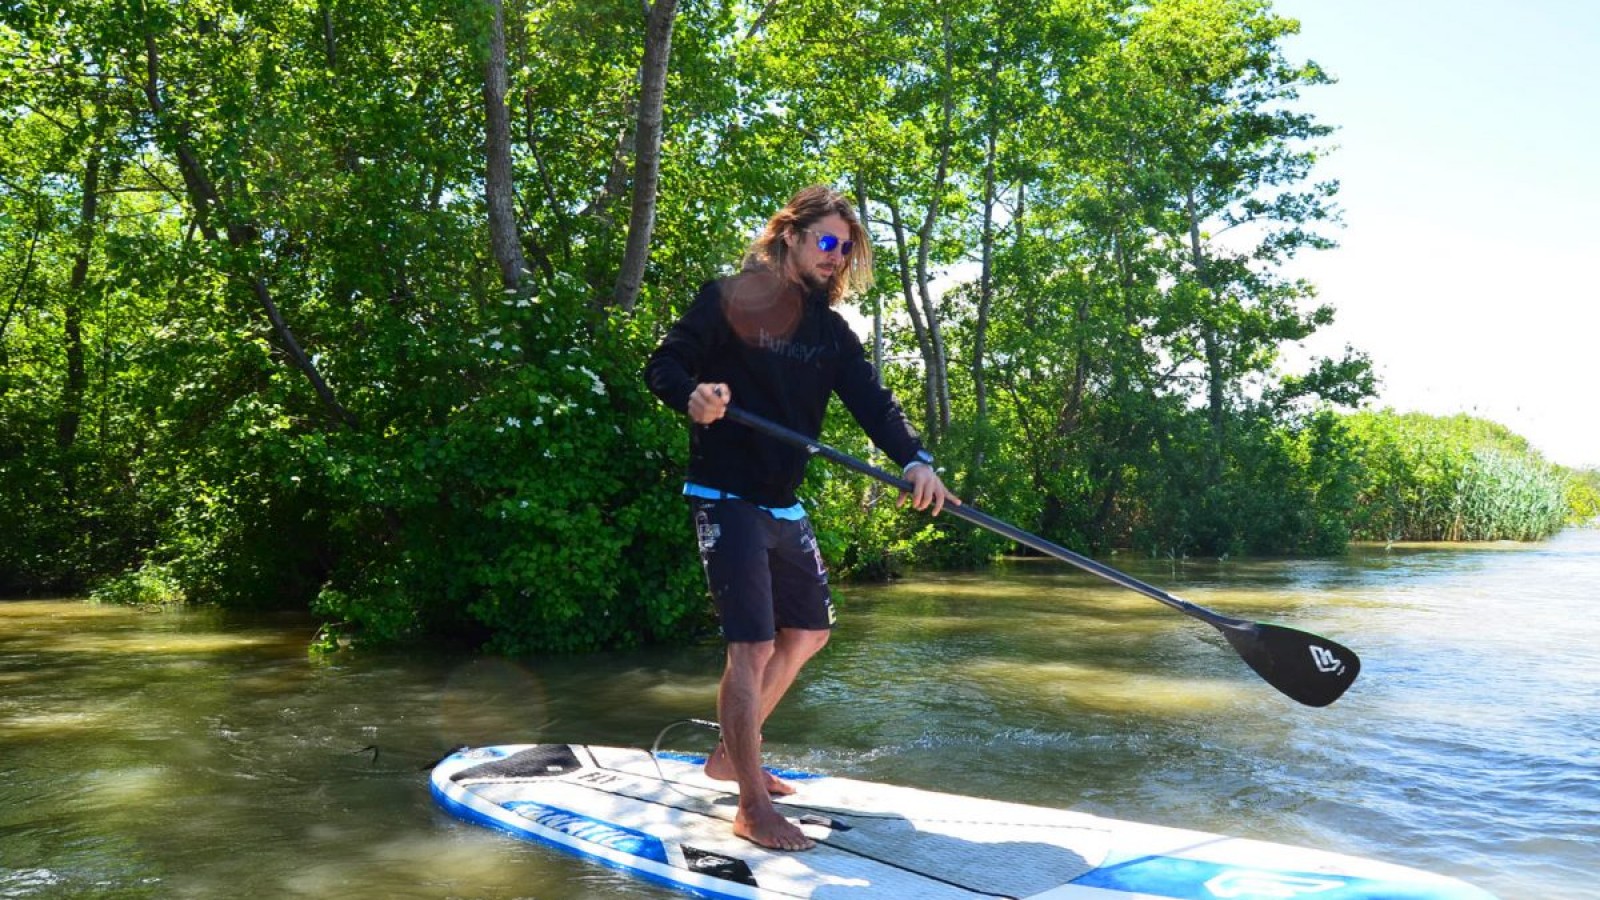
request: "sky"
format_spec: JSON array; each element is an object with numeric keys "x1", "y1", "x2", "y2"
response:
[{"x1": 1268, "y1": 0, "x2": 1600, "y2": 468}]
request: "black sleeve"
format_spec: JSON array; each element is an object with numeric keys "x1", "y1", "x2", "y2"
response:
[
  {"x1": 829, "y1": 312, "x2": 927, "y2": 468},
  {"x1": 644, "y1": 282, "x2": 725, "y2": 415}
]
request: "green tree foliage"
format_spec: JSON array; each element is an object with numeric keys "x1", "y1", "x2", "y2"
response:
[
  {"x1": 0, "y1": 10, "x2": 160, "y2": 592},
  {"x1": 1, "y1": 0, "x2": 1576, "y2": 652},
  {"x1": 1568, "y1": 469, "x2": 1600, "y2": 524},
  {"x1": 1, "y1": 0, "x2": 757, "y2": 650},
  {"x1": 1344, "y1": 411, "x2": 1570, "y2": 543}
]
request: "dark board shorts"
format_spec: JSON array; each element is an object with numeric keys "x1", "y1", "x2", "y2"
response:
[{"x1": 690, "y1": 498, "x2": 835, "y2": 642}]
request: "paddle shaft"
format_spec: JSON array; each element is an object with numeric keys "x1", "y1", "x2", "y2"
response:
[{"x1": 722, "y1": 406, "x2": 1246, "y2": 633}]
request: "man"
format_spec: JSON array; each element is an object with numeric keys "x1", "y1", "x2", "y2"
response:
[{"x1": 645, "y1": 185, "x2": 958, "y2": 851}]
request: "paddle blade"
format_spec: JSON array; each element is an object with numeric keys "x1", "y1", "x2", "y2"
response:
[{"x1": 1221, "y1": 623, "x2": 1361, "y2": 707}]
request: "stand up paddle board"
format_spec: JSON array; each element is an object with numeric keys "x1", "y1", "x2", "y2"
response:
[{"x1": 430, "y1": 742, "x2": 1496, "y2": 899}]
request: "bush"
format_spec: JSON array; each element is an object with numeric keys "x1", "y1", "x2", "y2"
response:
[
  {"x1": 306, "y1": 278, "x2": 712, "y2": 653},
  {"x1": 1345, "y1": 410, "x2": 1569, "y2": 542},
  {"x1": 1565, "y1": 468, "x2": 1600, "y2": 525},
  {"x1": 90, "y1": 564, "x2": 185, "y2": 607}
]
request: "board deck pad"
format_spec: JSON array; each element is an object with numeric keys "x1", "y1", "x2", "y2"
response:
[{"x1": 431, "y1": 743, "x2": 1499, "y2": 899}]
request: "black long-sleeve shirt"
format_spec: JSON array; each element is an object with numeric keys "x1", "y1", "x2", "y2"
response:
[{"x1": 644, "y1": 273, "x2": 927, "y2": 508}]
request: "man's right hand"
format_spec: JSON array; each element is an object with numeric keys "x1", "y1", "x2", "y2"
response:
[{"x1": 688, "y1": 383, "x2": 730, "y2": 425}]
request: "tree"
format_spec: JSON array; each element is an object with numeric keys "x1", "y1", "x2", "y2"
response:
[
  {"x1": 612, "y1": 0, "x2": 679, "y2": 311},
  {"x1": 1, "y1": 0, "x2": 1389, "y2": 644},
  {"x1": 482, "y1": 0, "x2": 528, "y2": 291}
]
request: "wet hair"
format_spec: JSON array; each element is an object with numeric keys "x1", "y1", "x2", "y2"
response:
[{"x1": 741, "y1": 185, "x2": 874, "y2": 307}]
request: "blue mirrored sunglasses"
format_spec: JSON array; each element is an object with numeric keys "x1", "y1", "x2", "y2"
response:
[{"x1": 804, "y1": 228, "x2": 854, "y2": 256}]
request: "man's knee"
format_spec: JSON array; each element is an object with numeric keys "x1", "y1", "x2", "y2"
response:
[
  {"x1": 779, "y1": 627, "x2": 830, "y2": 657},
  {"x1": 726, "y1": 638, "x2": 777, "y2": 672}
]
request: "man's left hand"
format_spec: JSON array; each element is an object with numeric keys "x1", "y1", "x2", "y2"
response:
[{"x1": 901, "y1": 464, "x2": 961, "y2": 516}]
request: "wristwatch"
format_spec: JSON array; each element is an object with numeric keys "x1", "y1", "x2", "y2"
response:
[{"x1": 903, "y1": 449, "x2": 935, "y2": 475}]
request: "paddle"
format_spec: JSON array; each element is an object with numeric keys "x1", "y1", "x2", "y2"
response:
[{"x1": 721, "y1": 405, "x2": 1361, "y2": 707}]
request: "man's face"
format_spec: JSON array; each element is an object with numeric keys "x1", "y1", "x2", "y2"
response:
[{"x1": 786, "y1": 213, "x2": 852, "y2": 291}]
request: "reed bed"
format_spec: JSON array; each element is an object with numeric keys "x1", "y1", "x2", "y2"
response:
[{"x1": 1347, "y1": 412, "x2": 1571, "y2": 543}]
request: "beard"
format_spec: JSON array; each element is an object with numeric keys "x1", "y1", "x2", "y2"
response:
[{"x1": 797, "y1": 266, "x2": 834, "y2": 294}]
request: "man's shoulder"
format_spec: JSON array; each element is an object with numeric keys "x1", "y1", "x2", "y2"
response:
[
  {"x1": 691, "y1": 277, "x2": 723, "y2": 302},
  {"x1": 714, "y1": 267, "x2": 787, "y2": 295},
  {"x1": 814, "y1": 301, "x2": 863, "y2": 344}
]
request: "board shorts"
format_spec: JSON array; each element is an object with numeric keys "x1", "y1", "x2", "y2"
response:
[{"x1": 690, "y1": 498, "x2": 836, "y2": 642}]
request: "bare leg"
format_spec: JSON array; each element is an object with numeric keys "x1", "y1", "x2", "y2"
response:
[
  {"x1": 714, "y1": 630, "x2": 829, "y2": 851},
  {"x1": 705, "y1": 737, "x2": 794, "y2": 795},
  {"x1": 705, "y1": 628, "x2": 830, "y2": 795},
  {"x1": 759, "y1": 628, "x2": 831, "y2": 720}
]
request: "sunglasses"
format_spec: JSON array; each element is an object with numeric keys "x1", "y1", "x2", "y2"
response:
[{"x1": 803, "y1": 228, "x2": 854, "y2": 256}]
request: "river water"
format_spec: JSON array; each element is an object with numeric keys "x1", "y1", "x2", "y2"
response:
[{"x1": 2, "y1": 529, "x2": 1597, "y2": 899}]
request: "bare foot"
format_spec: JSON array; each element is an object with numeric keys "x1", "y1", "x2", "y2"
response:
[
  {"x1": 705, "y1": 740, "x2": 797, "y2": 796},
  {"x1": 734, "y1": 805, "x2": 815, "y2": 852}
]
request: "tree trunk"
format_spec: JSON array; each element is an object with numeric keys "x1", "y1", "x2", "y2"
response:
[
  {"x1": 56, "y1": 145, "x2": 99, "y2": 456},
  {"x1": 1013, "y1": 182, "x2": 1025, "y2": 254},
  {"x1": 743, "y1": 1, "x2": 781, "y2": 40},
  {"x1": 319, "y1": 0, "x2": 338, "y2": 69},
  {"x1": 484, "y1": 0, "x2": 526, "y2": 291},
  {"x1": 611, "y1": 0, "x2": 678, "y2": 312},
  {"x1": 1056, "y1": 292, "x2": 1090, "y2": 439},
  {"x1": 964, "y1": 126, "x2": 998, "y2": 495},
  {"x1": 142, "y1": 31, "x2": 357, "y2": 430},
  {"x1": 888, "y1": 195, "x2": 937, "y2": 435},
  {"x1": 974, "y1": 127, "x2": 997, "y2": 434},
  {"x1": 580, "y1": 107, "x2": 635, "y2": 224},
  {"x1": 523, "y1": 98, "x2": 567, "y2": 277},
  {"x1": 911, "y1": 8, "x2": 957, "y2": 437},
  {"x1": 0, "y1": 207, "x2": 46, "y2": 393},
  {"x1": 854, "y1": 173, "x2": 883, "y2": 381},
  {"x1": 1186, "y1": 189, "x2": 1226, "y2": 473}
]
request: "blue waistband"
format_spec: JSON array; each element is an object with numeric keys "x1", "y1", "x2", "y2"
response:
[{"x1": 683, "y1": 483, "x2": 807, "y2": 520}]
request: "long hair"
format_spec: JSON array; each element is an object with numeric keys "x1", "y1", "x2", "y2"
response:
[{"x1": 741, "y1": 185, "x2": 874, "y2": 307}]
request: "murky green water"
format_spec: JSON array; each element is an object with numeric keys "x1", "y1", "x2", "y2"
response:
[{"x1": 3, "y1": 530, "x2": 1597, "y2": 899}]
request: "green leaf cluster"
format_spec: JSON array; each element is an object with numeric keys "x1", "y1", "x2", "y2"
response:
[
  {"x1": 2, "y1": 0, "x2": 1583, "y2": 655},
  {"x1": 1344, "y1": 411, "x2": 1572, "y2": 543}
]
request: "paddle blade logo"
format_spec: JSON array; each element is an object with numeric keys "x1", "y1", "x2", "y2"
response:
[{"x1": 1309, "y1": 645, "x2": 1346, "y2": 676}]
